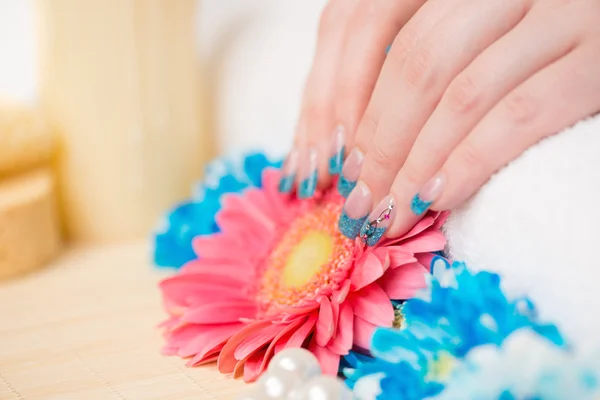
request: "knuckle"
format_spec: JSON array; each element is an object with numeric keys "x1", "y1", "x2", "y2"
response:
[
  {"x1": 456, "y1": 142, "x2": 487, "y2": 170},
  {"x1": 386, "y1": 26, "x2": 420, "y2": 69},
  {"x1": 446, "y1": 73, "x2": 481, "y2": 114},
  {"x1": 354, "y1": 110, "x2": 379, "y2": 147},
  {"x1": 501, "y1": 90, "x2": 539, "y2": 126},
  {"x1": 369, "y1": 140, "x2": 397, "y2": 171},
  {"x1": 351, "y1": 0, "x2": 379, "y2": 28},
  {"x1": 403, "y1": 47, "x2": 436, "y2": 90}
]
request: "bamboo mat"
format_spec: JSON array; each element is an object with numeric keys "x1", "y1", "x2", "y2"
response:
[{"x1": 0, "y1": 242, "x2": 249, "y2": 400}]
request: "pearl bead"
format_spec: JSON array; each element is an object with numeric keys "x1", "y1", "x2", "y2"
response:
[
  {"x1": 287, "y1": 375, "x2": 353, "y2": 400},
  {"x1": 268, "y1": 348, "x2": 322, "y2": 383},
  {"x1": 257, "y1": 369, "x2": 302, "y2": 399}
]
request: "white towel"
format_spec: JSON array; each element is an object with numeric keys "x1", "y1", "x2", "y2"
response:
[{"x1": 445, "y1": 114, "x2": 600, "y2": 350}]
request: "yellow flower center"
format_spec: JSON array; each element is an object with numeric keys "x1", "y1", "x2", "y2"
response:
[
  {"x1": 283, "y1": 231, "x2": 334, "y2": 288},
  {"x1": 428, "y1": 351, "x2": 456, "y2": 381},
  {"x1": 258, "y1": 198, "x2": 353, "y2": 311}
]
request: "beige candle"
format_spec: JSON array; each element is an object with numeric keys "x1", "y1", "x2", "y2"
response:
[{"x1": 37, "y1": 0, "x2": 211, "y2": 242}]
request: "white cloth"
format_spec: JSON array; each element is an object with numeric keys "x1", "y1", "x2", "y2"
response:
[{"x1": 445, "y1": 114, "x2": 600, "y2": 350}]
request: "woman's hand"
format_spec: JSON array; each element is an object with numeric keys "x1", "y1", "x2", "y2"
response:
[
  {"x1": 338, "y1": 0, "x2": 600, "y2": 246},
  {"x1": 278, "y1": 0, "x2": 426, "y2": 198}
]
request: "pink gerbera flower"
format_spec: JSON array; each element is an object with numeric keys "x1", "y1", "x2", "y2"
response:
[{"x1": 159, "y1": 169, "x2": 448, "y2": 382}]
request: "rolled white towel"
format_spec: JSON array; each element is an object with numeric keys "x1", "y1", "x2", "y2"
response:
[{"x1": 445, "y1": 113, "x2": 600, "y2": 350}]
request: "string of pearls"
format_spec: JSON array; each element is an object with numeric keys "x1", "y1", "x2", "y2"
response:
[{"x1": 237, "y1": 348, "x2": 353, "y2": 400}]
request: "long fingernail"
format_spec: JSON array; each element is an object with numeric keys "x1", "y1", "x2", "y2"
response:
[
  {"x1": 360, "y1": 195, "x2": 396, "y2": 247},
  {"x1": 328, "y1": 125, "x2": 345, "y2": 175},
  {"x1": 337, "y1": 148, "x2": 364, "y2": 198},
  {"x1": 338, "y1": 181, "x2": 372, "y2": 239},
  {"x1": 411, "y1": 174, "x2": 445, "y2": 216},
  {"x1": 278, "y1": 149, "x2": 298, "y2": 193},
  {"x1": 298, "y1": 148, "x2": 318, "y2": 199}
]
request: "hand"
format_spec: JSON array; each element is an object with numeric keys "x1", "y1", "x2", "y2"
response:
[
  {"x1": 277, "y1": 0, "x2": 426, "y2": 198},
  {"x1": 338, "y1": 0, "x2": 600, "y2": 246}
]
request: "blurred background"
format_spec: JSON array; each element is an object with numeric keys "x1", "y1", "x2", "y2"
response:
[{"x1": 0, "y1": 0, "x2": 325, "y2": 279}]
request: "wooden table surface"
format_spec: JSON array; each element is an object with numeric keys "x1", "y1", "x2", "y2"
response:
[{"x1": 0, "y1": 242, "x2": 249, "y2": 400}]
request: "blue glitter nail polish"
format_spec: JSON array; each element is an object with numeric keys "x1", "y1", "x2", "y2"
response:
[
  {"x1": 298, "y1": 171, "x2": 318, "y2": 199},
  {"x1": 328, "y1": 147, "x2": 345, "y2": 175},
  {"x1": 359, "y1": 196, "x2": 395, "y2": 247},
  {"x1": 411, "y1": 194, "x2": 432, "y2": 216},
  {"x1": 338, "y1": 210, "x2": 367, "y2": 239},
  {"x1": 278, "y1": 174, "x2": 295, "y2": 194},
  {"x1": 385, "y1": 44, "x2": 392, "y2": 54},
  {"x1": 360, "y1": 224, "x2": 386, "y2": 247},
  {"x1": 337, "y1": 174, "x2": 356, "y2": 198}
]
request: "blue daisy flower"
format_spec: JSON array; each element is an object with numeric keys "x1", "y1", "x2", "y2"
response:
[
  {"x1": 436, "y1": 328, "x2": 600, "y2": 400},
  {"x1": 345, "y1": 257, "x2": 565, "y2": 400},
  {"x1": 153, "y1": 152, "x2": 281, "y2": 268}
]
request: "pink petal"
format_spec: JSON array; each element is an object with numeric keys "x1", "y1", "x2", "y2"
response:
[
  {"x1": 350, "y1": 253, "x2": 385, "y2": 290},
  {"x1": 399, "y1": 215, "x2": 435, "y2": 241},
  {"x1": 330, "y1": 300, "x2": 340, "y2": 341},
  {"x1": 328, "y1": 303, "x2": 353, "y2": 355},
  {"x1": 187, "y1": 343, "x2": 225, "y2": 366},
  {"x1": 180, "y1": 258, "x2": 254, "y2": 279},
  {"x1": 400, "y1": 230, "x2": 447, "y2": 254},
  {"x1": 316, "y1": 297, "x2": 335, "y2": 347},
  {"x1": 183, "y1": 301, "x2": 257, "y2": 324},
  {"x1": 258, "y1": 317, "x2": 306, "y2": 378},
  {"x1": 218, "y1": 320, "x2": 272, "y2": 373},
  {"x1": 309, "y1": 340, "x2": 340, "y2": 376},
  {"x1": 385, "y1": 248, "x2": 418, "y2": 268},
  {"x1": 192, "y1": 234, "x2": 245, "y2": 260},
  {"x1": 351, "y1": 285, "x2": 394, "y2": 327},
  {"x1": 178, "y1": 323, "x2": 243, "y2": 359},
  {"x1": 221, "y1": 189, "x2": 280, "y2": 235},
  {"x1": 415, "y1": 252, "x2": 437, "y2": 272},
  {"x1": 243, "y1": 349, "x2": 268, "y2": 382},
  {"x1": 275, "y1": 314, "x2": 317, "y2": 353},
  {"x1": 432, "y1": 210, "x2": 450, "y2": 230},
  {"x1": 371, "y1": 248, "x2": 391, "y2": 270},
  {"x1": 353, "y1": 316, "x2": 377, "y2": 350},
  {"x1": 333, "y1": 280, "x2": 351, "y2": 304},
  {"x1": 234, "y1": 323, "x2": 281, "y2": 361},
  {"x1": 160, "y1": 273, "x2": 247, "y2": 306},
  {"x1": 380, "y1": 262, "x2": 429, "y2": 299}
]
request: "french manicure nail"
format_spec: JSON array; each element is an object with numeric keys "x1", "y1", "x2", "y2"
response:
[
  {"x1": 328, "y1": 125, "x2": 345, "y2": 175},
  {"x1": 337, "y1": 148, "x2": 364, "y2": 198},
  {"x1": 278, "y1": 149, "x2": 298, "y2": 194},
  {"x1": 338, "y1": 181, "x2": 372, "y2": 239},
  {"x1": 359, "y1": 195, "x2": 396, "y2": 247},
  {"x1": 298, "y1": 148, "x2": 318, "y2": 199},
  {"x1": 411, "y1": 174, "x2": 445, "y2": 216}
]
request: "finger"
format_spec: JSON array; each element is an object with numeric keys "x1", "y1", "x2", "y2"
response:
[
  {"x1": 351, "y1": 0, "x2": 530, "y2": 244},
  {"x1": 386, "y1": 2, "x2": 582, "y2": 237},
  {"x1": 337, "y1": 0, "x2": 455, "y2": 198},
  {"x1": 279, "y1": 0, "x2": 358, "y2": 197},
  {"x1": 329, "y1": 0, "x2": 424, "y2": 176},
  {"x1": 434, "y1": 43, "x2": 600, "y2": 212}
]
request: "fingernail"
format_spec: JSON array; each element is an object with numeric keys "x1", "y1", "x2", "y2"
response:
[
  {"x1": 278, "y1": 149, "x2": 298, "y2": 193},
  {"x1": 385, "y1": 44, "x2": 392, "y2": 54},
  {"x1": 411, "y1": 174, "x2": 445, "y2": 216},
  {"x1": 360, "y1": 194, "x2": 396, "y2": 247},
  {"x1": 337, "y1": 148, "x2": 364, "y2": 198},
  {"x1": 328, "y1": 124, "x2": 345, "y2": 175},
  {"x1": 298, "y1": 148, "x2": 318, "y2": 199},
  {"x1": 338, "y1": 181, "x2": 372, "y2": 239}
]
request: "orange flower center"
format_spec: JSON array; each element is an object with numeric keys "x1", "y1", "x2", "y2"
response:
[{"x1": 258, "y1": 198, "x2": 354, "y2": 311}]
